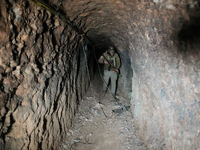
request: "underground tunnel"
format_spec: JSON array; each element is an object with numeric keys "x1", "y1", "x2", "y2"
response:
[{"x1": 1, "y1": 0, "x2": 200, "y2": 149}]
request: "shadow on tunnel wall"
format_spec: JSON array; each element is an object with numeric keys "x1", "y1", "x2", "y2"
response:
[
  {"x1": 177, "y1": 12, "x2": 200, "y2": 53},
  {"x1": 91, "y1": 34, "x2": 114, "y2": 59}
]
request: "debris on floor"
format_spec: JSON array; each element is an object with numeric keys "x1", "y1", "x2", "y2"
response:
[{"x1": 59, "y1": 75, "x2": 147, "y2": 150}]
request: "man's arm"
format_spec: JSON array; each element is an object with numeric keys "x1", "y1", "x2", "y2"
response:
[
  {"x1": 115, "y1": 53, "x2": 121, "y2": 69},
  {"x1": 111, "y1": 54, "x2": 121, "y2": 74},
  {"x1": 98, "y1": 52, "x2": 108, "y2": 64},
  {"x1": 98, "y1": 55, "x2": 104, "y2": 64}
]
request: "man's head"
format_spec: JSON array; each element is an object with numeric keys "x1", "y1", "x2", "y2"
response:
[{"x1": 107, "y1": 46, "x2": 115, "y2": 55}]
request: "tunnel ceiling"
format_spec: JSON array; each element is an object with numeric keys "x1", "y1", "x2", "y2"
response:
[
  {"x1": 54, "y1": 0, "x2": 138, "y2": 52},
  {"x1": 47, "y1": 0, "x2": 199, "y2": 54}
]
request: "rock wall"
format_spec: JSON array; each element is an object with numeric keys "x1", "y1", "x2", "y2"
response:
[
  {"x1": 0, "y1": 0, "x2": 92, "y2": 149},
  {"x1": 130, "y1": 0, "x2": 200, "y2": 149}
]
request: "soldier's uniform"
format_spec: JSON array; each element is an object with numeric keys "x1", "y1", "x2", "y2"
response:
[{"x1": 98, "y1": 46, "x2": 121, "y2": 96}]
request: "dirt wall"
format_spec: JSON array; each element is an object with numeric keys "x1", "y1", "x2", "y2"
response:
[
  {"x1": 0, "y1": 0, "x2": 92, "y2": 149},
  {"x1": 130, "y1": 1, "x2": 200, "y2": 149}
]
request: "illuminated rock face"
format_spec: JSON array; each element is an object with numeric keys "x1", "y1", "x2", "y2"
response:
[
  {"x1": 0, "y1": 1, "x2": 92, "y2": 149},
  {"x1": 0, "y1": 0, "x2": 200, "y2": 149}
]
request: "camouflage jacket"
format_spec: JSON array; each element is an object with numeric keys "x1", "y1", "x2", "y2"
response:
[{"x1": 98, "y1": 52, "x2": 121, "y2": 71}]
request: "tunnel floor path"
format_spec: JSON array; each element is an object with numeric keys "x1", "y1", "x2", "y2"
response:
[{"x1": 59, "y1": 72, "x2": 147, "y2": 150}]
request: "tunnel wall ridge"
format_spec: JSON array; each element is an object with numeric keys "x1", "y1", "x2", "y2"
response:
[{"x1": 0, "y1": 1, "x2": 92, "y2": 149}]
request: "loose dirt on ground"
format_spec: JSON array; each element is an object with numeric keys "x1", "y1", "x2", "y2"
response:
[{"x1": 59, "y1": 73, "x2": 147, "y2": 150}]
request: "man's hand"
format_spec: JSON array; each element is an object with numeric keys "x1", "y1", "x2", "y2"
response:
[
  {"x1": 104, "y1": 60, "x2": 109, "y2": 64},
  {"x1": 112, "y1": 68, "x2": 119, "y2": 73}
]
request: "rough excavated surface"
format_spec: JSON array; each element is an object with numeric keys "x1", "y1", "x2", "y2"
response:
[
  {"x1": 129, "y1": 1, "x2": 200, "y2": 150},
  {"x1": 0, "y1": 0, "x2": 92, "y2": 149},
  {"x1": 1, "y1": 0, "x2": 200, "y2": 149}
]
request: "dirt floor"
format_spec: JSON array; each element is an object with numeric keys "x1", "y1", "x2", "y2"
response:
[{"x1": 59, "y1": 72, "x2": 147, "y2": 150}]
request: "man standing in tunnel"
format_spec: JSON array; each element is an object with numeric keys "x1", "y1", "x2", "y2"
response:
[{"x1": 98, "y1": 46, "x2": 121, "y2": 99}]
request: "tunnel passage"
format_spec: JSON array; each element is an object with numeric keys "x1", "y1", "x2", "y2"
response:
[
  {"x1": 90, "y1": 34, "x2": 133, "y2": 98},
  {"x1": 1, "y1": 0, "x2": 200, "y2": 150}
]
